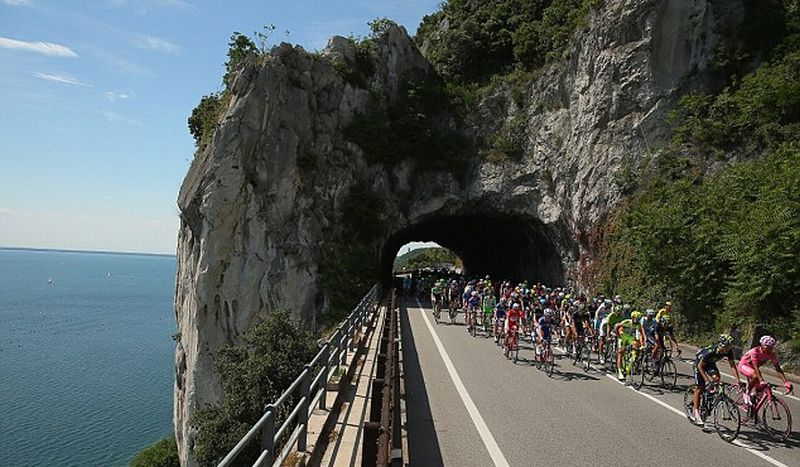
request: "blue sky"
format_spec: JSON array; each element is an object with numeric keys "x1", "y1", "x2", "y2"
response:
[{"x1": 0, "y1": 0, "x2": 440, "y2": 254}]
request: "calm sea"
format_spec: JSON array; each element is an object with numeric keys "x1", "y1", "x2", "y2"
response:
[{"x1": 0, "y1": 249, "x2": 176, "y2": 466}]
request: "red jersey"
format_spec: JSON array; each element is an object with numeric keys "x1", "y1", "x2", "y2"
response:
[{"x1": 507, "y1": 308, "x2": 524, "y2": 329}]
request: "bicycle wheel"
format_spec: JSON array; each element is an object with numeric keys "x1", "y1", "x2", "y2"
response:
[
  {"x1": 546, "y1": 348, "x2": 555, "y2": 377},
  {"x1": 631, "y1": 355, "x2": 645, "y2": 390},
  {"x1": 659, "y1": 359, "x2": 677, "y2": 390},
  {"x1": 513, "y1": 339, "x2": 519, "y2": 364},
  {"x1": 760, "y1": 397, "x2": 793, "y2": 442},
  {"x1": 582, "y1": 342, "x2": 593, "y2": 372},
  {"x1": 643, "y1": 354, "x2": 657, "y2": 383},
  {"x1": 713, "y1": 396, "x2": 741, "y2": 443},
  {"x1": 683, "y1": 386, "x2": 696, "y2": 421},
  {"x1": 434, "y1": 306, "x2": 440, "y2": 324}
]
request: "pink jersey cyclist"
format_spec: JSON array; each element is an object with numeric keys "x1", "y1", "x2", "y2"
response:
[
  {"x1": 738, "y1": 335, "x2": 793, "y2": 398},
  {"x1": 738, "y1": 345, "x2": 778, "y2": 378}
]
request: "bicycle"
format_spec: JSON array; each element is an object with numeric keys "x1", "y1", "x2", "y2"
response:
[
  {"x1": 432, "y1": 299, "x2": 441, "y2": 324},
  {"x1": 642, "y1": 346, "x2": 678, "y2": 390},
  {"x1": 468, "y1": 308, "x2": 479, "y2": 337},
  {"x1": 621, "y1": 344, "x2": 645, "y2": 389},
  {"x1": 731, "y1": 382, "x2": 793, "y2": 442},
  {"x1": 504, "y1": 328, "x2": 520, "y2": 363},
  {"x1": 682, "y1": 382, "x2": 741, "y2": 442},
  {"x1": 482, "y1": 312, "x2": 493, "y2": 338},
  {"x1": 535, "y1": 339, "x2": 556, "y2": 377},
  {"x1": 578, "y1": 334, "x2": 595, "y2": 372},
  {"x1": 448, "y1": 297, "x2": 459, "y2": 325}
]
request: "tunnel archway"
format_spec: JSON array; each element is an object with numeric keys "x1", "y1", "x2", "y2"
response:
[{"x1": 380, "y1": 212, "x2": 565, "y2": 287}]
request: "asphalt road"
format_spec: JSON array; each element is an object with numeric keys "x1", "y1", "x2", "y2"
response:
[{"x1": 401, "y1": 298, "x2": 799, "y2": 467}]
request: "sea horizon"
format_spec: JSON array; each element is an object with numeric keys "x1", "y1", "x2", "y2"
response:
[{"x1": 0, "y1": 245, "x2": 176, "y2": 258}]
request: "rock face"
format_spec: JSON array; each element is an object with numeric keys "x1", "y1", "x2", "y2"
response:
[{"x1": 173, "y1": 1, "x2": 744, "y2": 464}]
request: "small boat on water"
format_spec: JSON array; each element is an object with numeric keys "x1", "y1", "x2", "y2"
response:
[{"x1": 47, "y1": 277, "x2": 53, "y2": 284}]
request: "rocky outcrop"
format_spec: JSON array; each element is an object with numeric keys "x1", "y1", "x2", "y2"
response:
[{"x1": 173, "y1": 2, "x2": 744, "y2": 464}]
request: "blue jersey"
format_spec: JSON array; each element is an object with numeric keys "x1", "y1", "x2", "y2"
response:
[
  {"x1": 538, "y1": 317, "x2": 553, "y2": 340},
  {"x1": 495, "y1": 303, "x2": 507, "y2": 319},
  {"x1": 468, "y1": 296, "x2": 481, "y2": 309}
]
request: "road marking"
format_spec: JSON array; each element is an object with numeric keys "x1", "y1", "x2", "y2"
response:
[
  {"x1": 603, "y1": 375, "x2": 790, "y2": 467},
  {"x1": 414, "y1": 299, "x2": 510, "y2": 467}
]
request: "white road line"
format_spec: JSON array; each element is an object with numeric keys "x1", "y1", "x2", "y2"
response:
[
  {"x1": 414, "y1": 299, "x2": 511, "y2": 467},
  {"x1": 603, "y1": 375, "x2": 790, "y2": 467}
]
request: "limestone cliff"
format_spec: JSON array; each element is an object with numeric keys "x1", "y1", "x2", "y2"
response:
[{"x1": 174, "y1": 1, "x2": 744, "y2": 464}]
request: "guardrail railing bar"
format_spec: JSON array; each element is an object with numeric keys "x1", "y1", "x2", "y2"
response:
[{"x1": 217, "y1": 284, "x2": 379, "y2": 467}]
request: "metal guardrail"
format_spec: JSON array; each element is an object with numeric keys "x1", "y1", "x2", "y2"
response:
[
  {"x1": 362, "y1": 289, "x2": 402, "y2": 467},
  {"x1": 217, "y1": 284, "x2": 380, "y2": 467}
]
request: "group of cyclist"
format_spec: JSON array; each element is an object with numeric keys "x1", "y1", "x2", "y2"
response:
[{"x1": 424, "y1": 273, "x2": 794, "y2": 432}]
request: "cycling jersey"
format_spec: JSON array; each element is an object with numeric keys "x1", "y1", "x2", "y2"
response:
[
  {"x1": 693, "y1": 345, "x2": 733, "y2": 386},
  {"x1": 482, "y1": 295, "x2": 496, "y2": 315},
  {"x1": 538, "y1": 317, "x2": 553, "y2": 341},
  {"x1": 495, "y1": 303, "x2": 507, "y2": 320},
  {"x1": 467, "y1": 295, "x2": 481, "y2": 310},
  {"x1": 507, "y1": 308, "x2": 523, "y2": 329},
  {"x1": 740, "y1": 346, "x2": 779, "y2": 369}
]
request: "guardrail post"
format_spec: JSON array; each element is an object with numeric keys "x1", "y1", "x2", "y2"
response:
[
  {"x1": 320, "y1": 344, "x2": 329, "y2": 410},
  {"x1": 362, "y1": 422, "x2": 380, "y2": 467},
  {"x1": 260, "y1": 406, "x2": 275, "y2": 466},
  {"x1": 298, "y1": 365, "x2": 311, "y2": 452}
]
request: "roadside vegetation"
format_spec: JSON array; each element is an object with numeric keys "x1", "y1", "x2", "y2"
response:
[
  {"x1": 130, "y1": 436, "x2": 179, "y2": 467},
  {"x1": 191, "y1": 311, "x2": 317, "y2": 466},
  {"x1": 393, "y1": 247, "x2": 461, "y2": 272},
  {"x1": 593, "y1": 0, "x2": 800, "y2": 357}
]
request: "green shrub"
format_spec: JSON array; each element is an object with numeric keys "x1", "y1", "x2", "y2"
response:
[
  {"x1": 596, "y1": 146, "x2": 800, "y2": 350},
  {"x1": 188, "y1": 93, "x2": 225, "y2": 148},
  {"x1": 192, "y1": 311, "x2": 317, "y2": 466},
  {"x1": 130, "y1": 436, "x2": 179, "y2": 467},
  {"x1": 416, "y1": 0, "x2": 602, "y2": 83}
]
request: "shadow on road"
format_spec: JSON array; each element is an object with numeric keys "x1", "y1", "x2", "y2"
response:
[{"x1": 399, "y1": 298, "x2": 446, "y2": 466}]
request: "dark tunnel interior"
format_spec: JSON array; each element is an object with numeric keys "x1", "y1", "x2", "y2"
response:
[{"x1": 380, "y1": 213, "x2": 565, "y2": 286}]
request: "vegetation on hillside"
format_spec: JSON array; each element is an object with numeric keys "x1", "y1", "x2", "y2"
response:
[
  {"x1": 415, "y1": 0, "x2": 602, "y2": 83},
  {"x1": 192, "y1": 311, "x2": 317, "y2": 466},
  {"x1": 593, "y1": 0, "x2": 800, "y2": 354},
  {"x1": 393, "y1": 247, "x2": 460, "y2": 272},
  {"x1": 130, "y1": 436, "x2": 179, "y2": 467}
]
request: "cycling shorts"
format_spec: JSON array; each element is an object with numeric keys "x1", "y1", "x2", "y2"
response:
[
  {"x1": 505, "y1": 318, "x2": 519, "y2": 333},
  {"x1": 738, "y1": 362, "x2": 757, "y2": 379},
  {"x1": 599, "y1": 318, "x2": 609, "y2": 337},
  {"x1": 618, "y1": 333, "x2": 635, "y2": 349},
  {"x1": 693, "y1": 361, "x2": 719, "y2": 386}
]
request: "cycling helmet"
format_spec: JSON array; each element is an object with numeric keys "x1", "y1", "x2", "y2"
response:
[
  {"x1": 512, "y1": 303, "x2": 521, "y2": 309},
  {"x1": 646, "y1": 309, "x2": 656, "y2": 317},
  {"x1": 544, "y1": 308, "x2": 554, "y2": 317},
  {"x1": 665, "y1": 301, "x2": 672, "y2": 307},
  {"x1": 499, "y1": 298, "x2": 506, "y2": 304},
  {"x1": 558, "y1": 292, "x2": 565, "y2": 298},
  {"x1": 604, "y1": 299, "x2": 613, "y2": 305},
  {"x1": 630, "y1": 311, "x2": 642, "y2": 320},
  {"x1": 539, "y1": 298, "x2": 546, "y2": 305},
  {"x1": 471, "y1": 291, "x2": 479, "y2": 296},
  {"x1": 623, "y1": 304, "x2": 631, "y2": 310},
  {"x1": 717, "y1": 334, "x2": 734, "y2": 347},
  {"x1": 759, "y1": 335, "x2": 776, "y2": 348}
]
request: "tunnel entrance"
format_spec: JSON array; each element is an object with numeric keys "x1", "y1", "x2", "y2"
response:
[{"x1": 380, "y1": 213, "x2": 564, "y2": 286}]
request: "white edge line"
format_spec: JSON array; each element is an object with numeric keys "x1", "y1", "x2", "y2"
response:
[
  {"x1": 603, "y1": 374, "x2": 789, "y2": 467},
  {"x1": 414, "y1": 298, "x2": 511, "y2": 467}
]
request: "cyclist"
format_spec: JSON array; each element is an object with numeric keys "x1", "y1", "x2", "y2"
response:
[
  {"x1": 482, "y1": 287, "x2": 496, "y2": 331},
  {"x1": 738, "y1": 335, "x2": 794, "y2": 404},
  {"x1": 656, "y1": 301, "x2": 681, "y2": 356},
  {"x1": 614, "y1": 311, "x2": 642, "y2": 380},
  {"x1": 692, "y1": 334, "x2": 741, "y2": 430},
  {"x1": 430, "y1": 279, "x2": 444, "y2": 316},
  {"x1": 641, "y1": 309, "x2": 659, "y2": 361},
  {"x1": 597, "y1": 303, "x2": 621, "y2": 363},
  {"x1": 493, "y1": 298, "x2": 508, "y2": 344},
  {"x1": 505, "y1": 303, "x2": 524, "y2": 350},
  {"x1": 536, "y1": 308, "x2": 556, "y2": 362},
  {"x1": 466, "y1": 290, "x2": 481, "y2": 332}
]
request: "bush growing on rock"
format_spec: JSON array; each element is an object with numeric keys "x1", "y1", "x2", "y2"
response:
[
  {"x1": 192, "y1": 311, "x2": 317, "y2": 466},
  {"x1": 130, "y1": 436, "x2": 179, "y2": 467}
]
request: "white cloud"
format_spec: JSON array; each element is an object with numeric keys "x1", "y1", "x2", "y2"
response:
[
  {"x1": 34, "y1": 72, "x2": 91, "y2": 86},
  {"x1": 1, "y1": 0, "x2": 32, "y2": 5},
  {"x1": 0, "y1": 208, "x2": 13, "y2": 216},
  {"x1": 133, "y1": 34, "x2": 181, "y2": 54},
  {"x1": 101, "y1": 110, "x2": 141, "y2": 125},
  {"x1": 104, "y1": 91, "x2": 131, "y2": 102},
  {"x1": 0, "y1": 37, "x2": 77, "y2": 57}
]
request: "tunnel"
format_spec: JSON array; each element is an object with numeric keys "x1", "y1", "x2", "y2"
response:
[{"x1": 380, "y1": 213, "x2": 565, "y2": 286}]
